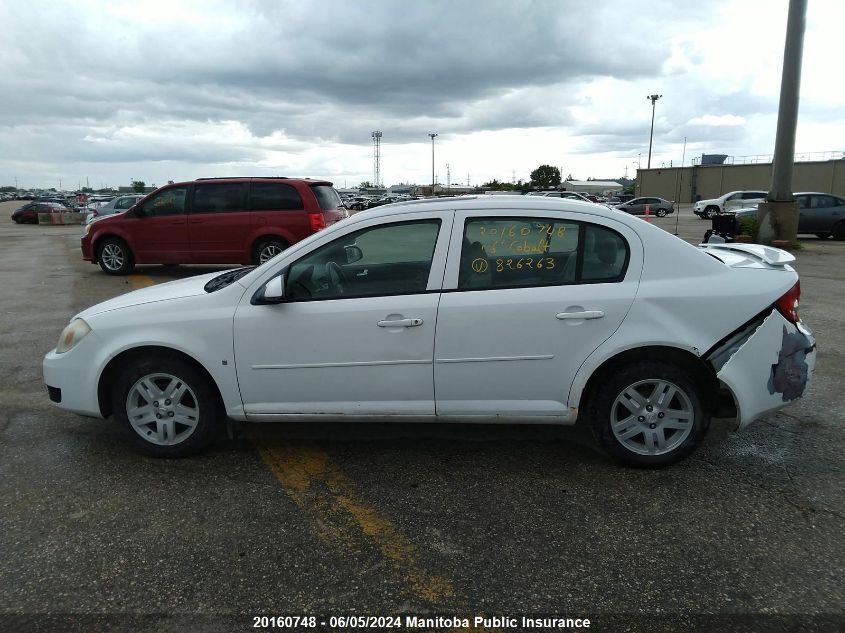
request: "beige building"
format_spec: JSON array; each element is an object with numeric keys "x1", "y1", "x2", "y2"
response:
[{"x1": 637, "y1": 159, "x2": 845, "y2": 202}]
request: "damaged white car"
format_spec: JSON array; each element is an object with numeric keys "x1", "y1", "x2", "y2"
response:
[{"x1": 43, "y1": 196, "x2": 816, "y2": 466}]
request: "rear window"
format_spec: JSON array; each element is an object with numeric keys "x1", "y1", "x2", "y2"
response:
[{"x1": 311, "y1": 185, "x2": 343, "y2": 210}]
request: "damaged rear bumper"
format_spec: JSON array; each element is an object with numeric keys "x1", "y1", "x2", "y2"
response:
[{"x1": 707, "y1": 310, "x2": 816, "y2": 430}]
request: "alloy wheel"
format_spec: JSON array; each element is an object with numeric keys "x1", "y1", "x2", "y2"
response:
[
  {"x1": 101, "y1": 243, "x2": 125, "y2": 271},
  {"x1": 125, "y1": 372, "x2": 200, "y2": 446},
  {"x1": 610, "y1": 379, "x2": 694, "y2": 456}
]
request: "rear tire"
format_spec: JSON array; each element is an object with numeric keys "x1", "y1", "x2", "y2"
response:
[
  {"x1": 253, "y1": 237, "x2": 289, "y2": 265},
  {"x1": 111, "y1": 355, "x2": 222, "y2": 458},
  {"x1": 587, "y1": 361, "x2": 710, "y2": 467},
  {"x1": 97, "y1": 237, "x2": 135, "y2": 275},
  {"x1": 832, "y1": 222, "x2": 845, "y2": 241}
]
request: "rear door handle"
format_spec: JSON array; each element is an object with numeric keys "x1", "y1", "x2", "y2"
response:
[
  {"x1": 556, "y1": 311, "x2": 604, "y2": 320},
  {"x1": 378, "y1": 318, "x2": 423, "y2": 328},
  {"x1": 189, "y1": 220, "x2": 204, "y2": 224}
]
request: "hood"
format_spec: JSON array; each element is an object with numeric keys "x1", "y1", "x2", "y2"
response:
[{"x1": 76, "y1": 270, "x2": 223, "y2": 319}]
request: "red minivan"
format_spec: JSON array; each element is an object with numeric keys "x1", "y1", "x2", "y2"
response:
[{"x1": 81, "y1": 177, "x2": 348, "y2": 275}]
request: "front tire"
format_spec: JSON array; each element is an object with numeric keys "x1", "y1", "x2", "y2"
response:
[
  {"x1": 655, "y1": 208, "x2": 668, "y2": 217},
  {"x1": 97, "y1": 237, "x2": 135, "y2": 275},
  {"x1": 253, "y1": 237, "x2": 289, "y2": 265},
  {"x1": 112, "y1": 356, "x2": 222, "y2": 457},
  {"x1": 703, "y1": 206, "x2": 719, "y2": 219},
  {"x1": 587, "y1": 361, "x2": 709, "y2": 467}
]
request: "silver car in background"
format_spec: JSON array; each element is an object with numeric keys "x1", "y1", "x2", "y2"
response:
[
  {"x1": 734, "y1": 192, "x2": 845, "y2": 240},
  {"x1": 85, "y1": 195, "x2": 145, "y2": 225}
]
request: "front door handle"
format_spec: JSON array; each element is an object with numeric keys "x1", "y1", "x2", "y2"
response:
[
  {"x1": 556, "y1": 311, "x2": 604, "y2": 320},
  {"x1": 378, "y1": 318, "x2": 423, "y2": 328}
]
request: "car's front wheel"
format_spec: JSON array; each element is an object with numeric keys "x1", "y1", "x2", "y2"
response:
[
  {"x1": 588, "y1": 361, "x2": 709, "y2": 466},
  {"x1": 97, "y1": 237, "x2": 135, "y2": 275},
  {"x1": 112, "y1": 356, "x2": 222, "y2": 457},
  {"x1": 655, "y1": 208, "x2": 668, "y2": 217},
  {"x1": 703, "y1": 206, "x2": 719, "y2": 219}
]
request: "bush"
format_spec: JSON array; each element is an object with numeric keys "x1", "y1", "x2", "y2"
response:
[{"x1": 737, "y1": 215, "x2": 758, "y2": 237}]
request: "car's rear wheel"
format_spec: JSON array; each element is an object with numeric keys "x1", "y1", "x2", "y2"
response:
[
  {"x1": 655, "y1": 208, "x2": 668, "y2": 217},
  {"x1": 587, "y1": 361, "x2": 709, "y2": 466},
  {"x1": 97, "y1": 237, "x2": 135, "y2": 275},
  {"x1": 703, "y1": 206, "x2": 719, "y2": 219},
  {"x1": 832, "y1": 222, "x2": 845, "y2": 241},
  {"x1": 112, "y1": 356, "x2": 221, "y2": 457},
  {"x1": 253, "y1": 237, "x2": 289, "y2": 265}
]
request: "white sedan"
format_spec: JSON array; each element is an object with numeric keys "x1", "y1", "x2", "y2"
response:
[{"x1": 43, "y1": 195, "x2": 816, "y2": 466}]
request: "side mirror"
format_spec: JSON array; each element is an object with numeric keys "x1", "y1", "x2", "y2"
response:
[
  {"x1": 253, "y1": 275, "x2": 286, "y2": 305},
  {"x1": 132, "y1": 204, "x2": 145, "y2": 217},
  {"x1": 344, "y1": 245, "x2": 363, "y2": 264}
]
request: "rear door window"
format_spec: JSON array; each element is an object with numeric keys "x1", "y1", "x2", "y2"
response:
[
  {"x1": 192, "y1": 182, "x2": 246, "y2": 214},
  {"x1": 457, "y1": 217, "x2": 629, "y2": 290},
  {"x1": 248, "y1": 182, "x2": 303, "y2": 211}
]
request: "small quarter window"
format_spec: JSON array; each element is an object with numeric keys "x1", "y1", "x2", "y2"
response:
[{"x1": 581, "y1": 225, "x2": 628, "y2": 281}]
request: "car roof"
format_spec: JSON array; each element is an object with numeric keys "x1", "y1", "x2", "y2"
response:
[
  {"x1": 175, "y1": 177, "x2": 333, "y2": 187},
  {"x1": 349, "y1": 194, "x2": 634, "y2": 223}
]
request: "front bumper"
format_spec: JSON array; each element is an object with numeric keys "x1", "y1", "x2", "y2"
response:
[
  {"x1": 43, "y1": 336, "x2": 104, "y2": 418},
  {"x1": 81, "y1": 235, "x2": 93, "y2": 262}
]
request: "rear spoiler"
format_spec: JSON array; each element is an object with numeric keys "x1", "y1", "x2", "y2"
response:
[{"x1": 698, "y1": 243, "x2": 795, "y2": 266}]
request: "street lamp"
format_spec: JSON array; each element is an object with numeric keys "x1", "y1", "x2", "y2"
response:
[
  {"x1": 646, "y1": 94, "x2": 662, "y2": 169},
  {"x1": 428, "y1": 133, "x2": 438, "y2": 195}
]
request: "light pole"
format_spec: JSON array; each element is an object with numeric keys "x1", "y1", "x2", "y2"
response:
[
  {"x1": 428, "y1": 133, "x2": 438, "y2": 195},
  {"x1": 646, "y1": 94, "x2": 662, "y2": 169}
]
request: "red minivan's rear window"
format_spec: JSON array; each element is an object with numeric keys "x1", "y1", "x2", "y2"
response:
[{"x1": 311, "y1": 185, "x2": 343, "y2": 210}]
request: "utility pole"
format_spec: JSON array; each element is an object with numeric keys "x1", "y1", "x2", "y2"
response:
[
  {"x1": 758, "y1": 0, "x2": 807, "y2": 246},
  {"x1": 428, "y1": 133, "x2": 437, "y2": 195},
  {"x1": 674, "y1": 136, "x2": 687, "y2": 236},
  {"x1": 646, "y1": 94, "x2": 662, "y2": 169},
  {"x1": 446, "y1": 163, "x2": 451, "y2": 190}
]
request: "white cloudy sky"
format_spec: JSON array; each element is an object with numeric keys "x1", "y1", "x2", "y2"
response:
[{"x1": 1, "y1": 0, "x2": 843, "y2": 190}]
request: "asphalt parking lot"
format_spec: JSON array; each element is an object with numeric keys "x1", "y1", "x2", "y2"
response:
[{"x1": 1, "y1": 201, "x2": 843, "y2": 632}]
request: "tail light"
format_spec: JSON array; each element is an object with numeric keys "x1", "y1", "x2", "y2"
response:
[
  {"x1": 308, "y1": 212, "x2": 326, "y2": 233},
  {"x1": 775, "y1": 281, "x2": 801, "y2": 323}
]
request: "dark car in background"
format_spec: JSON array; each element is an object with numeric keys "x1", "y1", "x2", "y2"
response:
[
  {"x1": 12, "y1": 202, "x2": 67, "y2": 224},
  {"x1": 735, "y1": 192, "x2": 845, "y2": 240},
  {"x1": 81, "y1": 177, "x2": 348, "y2": 274},
  {"x1": 615, "y1": 196, "x2": 674, "y2": 217}
]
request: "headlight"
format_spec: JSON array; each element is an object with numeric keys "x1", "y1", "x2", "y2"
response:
[{"x1": 56, "y1": 319, "x2": 91, "y2": 354}]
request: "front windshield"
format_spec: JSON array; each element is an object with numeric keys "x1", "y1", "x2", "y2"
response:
[{"x1": 204, "y1": 266, "x2": 256, "y2": 292}]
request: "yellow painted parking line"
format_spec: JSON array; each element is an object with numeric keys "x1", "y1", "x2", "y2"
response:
[
  {"x1": 256, "y1": 440, "x2": 455, "y2": 604},
  {"x1": 128, "y1": 274, "x2": 155, "y2": 289}
]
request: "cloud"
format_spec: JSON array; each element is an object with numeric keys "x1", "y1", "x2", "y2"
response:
[{"x1": 0, "y1": 0, "x2": 842, "y2": 187}]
